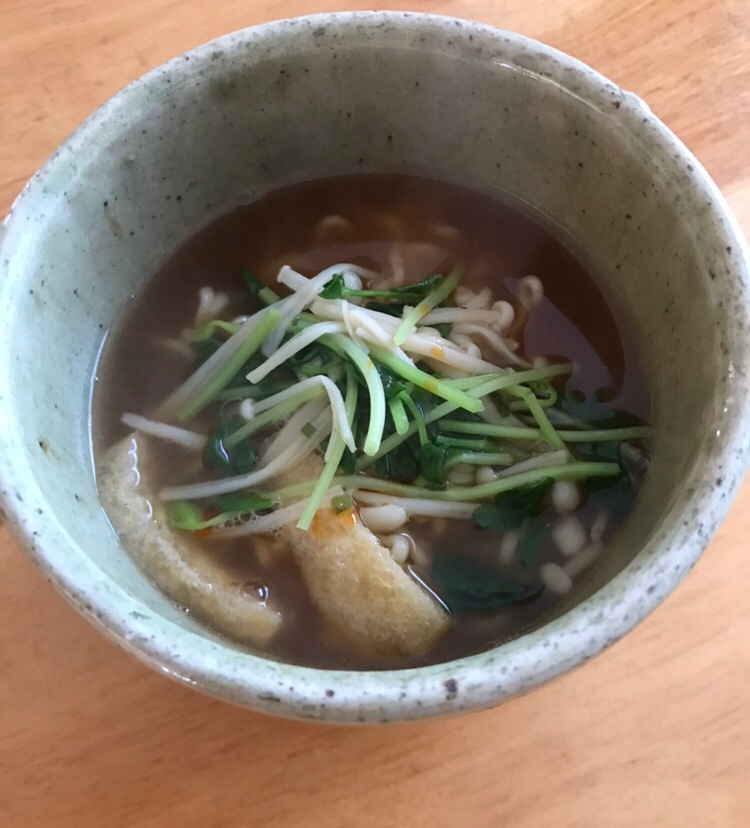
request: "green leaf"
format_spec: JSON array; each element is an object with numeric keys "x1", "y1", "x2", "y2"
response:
[
  {"x1": 289, "y1": 341, "x2": 343, "y2": 379},
  {"x1": 323, "y1": 272, "x2": 444, "y2": 304},
  {"x1": 242, "y1": 270, "x2": 264, "y2": 299},
  {"x1": 190, "y1": 335, "x2": 223, "y2": 366},
  {"x1": 165, "y1": 501, "x2": 207, "y2": 531},
  {"x1": 375, "y1": 432, "x2": 420, "y2": 483},
  {"x1": 443, "y1": 407, "x2": 483, "y2": 425},
  {"x1": 318, "y1": 273, "x2": 346, "y2": 300},
  {"x1": 288, "y1": 340, "x2": 328, "y2": 365},
  {"x1": 365, "y1": 301, "x2": 403, "y2": 317},
  {"x1": 375, "y1": 363, "x2": 407, "y2": 398},
  {"x1": 295, "y1": 360, "x2": 342, "y2": 379},
  {"x1": 339, "y1": 447, "x2": 357, "y2": 476},
  {"x1": 388, "y1": 274, "x2": 442, "y2": 293},
  {"x1": 211, "y1": 491, "x2": 273, "y2": 513},
  {"x1": 419, "y1": 440, "x2": 451, "y2": 485},
  {"x1": 323, "y1": 274, "x2": 445, "y2": 307},
  {"x1": 393, "y1": 269, "x2": 460, "y2": 346},
  {"x1": 203, "y1": 419, "x2": 258, "y2": 475},
  {"x1": 517, "y1": 519, "x2": 546, "y2": 566},
  {"x1": 510, "y1": 477, "x2": 554, "y2": 516},
  {"x1": 354, "y1": 274, "x2": 443, "y2": 303},
  {"x1": 165, "y1": 492, "x2": 273, "y2": 533},
  {"x1": 331, "y1": 494, "x2": 354, "y2": 514},
  {"x1": 381, "y1": 274, "x2": 443, "y2": 300},
  {"x1": 579, "y1": 470, "x2": 634, "y2": 515},
  {"x1": 472, "y1": 499, "x2": 525, "y2": 531},
  {"x1": 241, "y1": 271, "x2": 278, "y2": 306},
  {"x1": 431, "y1": 553, "x2": 543, "y2": 614},
  {"x1": 472, "y1": 477, "x2": 553, "y2": 530}
]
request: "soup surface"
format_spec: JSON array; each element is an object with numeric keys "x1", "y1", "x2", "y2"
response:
[{"x1": 94, "y1": 173, "x2": 651, "y2": 670}]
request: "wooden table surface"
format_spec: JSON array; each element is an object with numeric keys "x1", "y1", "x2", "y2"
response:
[{"x1": 2, "y1": 1, "x2": 749, "y2": 825}]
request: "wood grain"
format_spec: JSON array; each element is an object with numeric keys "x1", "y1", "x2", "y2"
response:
[{"x1": 1, "y1": 1, "x2": 749, "y2": 825}]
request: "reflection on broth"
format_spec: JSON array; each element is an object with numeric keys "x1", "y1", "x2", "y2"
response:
[{"x1": 94, "y1": 173, "x2": 652, "y2": 670}]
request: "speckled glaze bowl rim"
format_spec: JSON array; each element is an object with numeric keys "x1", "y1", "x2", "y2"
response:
[{"x1": 1, "y1": 12, "x2": 749, "y2": 723}]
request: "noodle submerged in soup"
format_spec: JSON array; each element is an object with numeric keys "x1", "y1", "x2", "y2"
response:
[{"x1": 94, "y1": 173, "x2": 651, "y2": 670}]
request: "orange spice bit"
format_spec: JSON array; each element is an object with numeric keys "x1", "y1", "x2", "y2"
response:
[
  {"x1": 309, "y1": 505, "x2": 358, "y2": 537},
  {"x1": 309, "y1": 509, "x2": 325, "y2": 538},
  {"x1": 429, "y1": 344, "x2": 444, "y2": 360},
  {"x1": 195, "y1": 527, "x2": 213, "y2": 540},
  {"x1": 337, "y1": 507, "x2": 358, "y2": 528}
]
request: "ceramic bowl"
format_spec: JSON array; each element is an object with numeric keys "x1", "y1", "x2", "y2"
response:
[{"x1": 1, "y1": 12, "x2": 748, "y2": 723}]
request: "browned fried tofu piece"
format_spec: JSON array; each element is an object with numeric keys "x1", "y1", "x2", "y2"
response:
[
  {"x1": 99, "y1": 435, "x2": 282, "y2": 646},
  {"x1": 282, "y1": 494, "x2": 449, "y2": 659}
]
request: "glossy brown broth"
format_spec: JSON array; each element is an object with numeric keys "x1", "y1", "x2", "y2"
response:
[{"x1": 94, "y1": 173, "x2": 650, "y2": 670}]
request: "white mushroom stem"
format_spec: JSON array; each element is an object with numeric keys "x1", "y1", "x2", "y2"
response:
[
  {"x1": 455, "y1": 286, "x2": 492, "y2": 309},
  {"x1": 497, "y1": 449, "x2": 567, "y2": 478},
  {"x1": 353, "y1": 491, "x2": 481, "y2": 519},
  {"x1": 518, "y1": 275, "x2": 544, "y2": 309},
  {"x1": 195, "y1": 287, "x2": 230, "y2": 327},
  {"x1": 563, "y1": 542, "x2": 603, "y2": 578},
  {"x1": 451, "y1": 323, "x2": 526, "y2": 366},
  {"x1": 476, "y1": 466, "x2": 499, "y2": 485},
  {"x1": 381, "y1": 533, "x2": 413, "y2": 565},
  {"x1": 247, "y1": 322, "x2": 342, "y2": 382},
  {"x1": 420, "y1": 305, "x2": 513, "y2": 330},
  {"x1": 499, "y1": 530, "x2": 520, "y2": 565},
  {"x1": 359, "y1": 504, "x2": 409, "y2": 533},
  {"x1": 551, "y1": 480, "x2": 581, "y2": 513},
  {"x1": 312, "y1": 299, "x2": 503, "y2": 374},
  {"x1": 242, "y1": 375, "x2": 355, "y2": 453},
  {"x1": 540, "y1": 562, "x2": 573, "y2": 595},
  {"x1": 121, "y1": 413, "x2": 207, "y2": 450},
  {"x1": 445, "y1": 467, "x2": 475, "y2": 485},
  {"x1": 552, "y1": 516, "x2": 588, "y2": 557}
]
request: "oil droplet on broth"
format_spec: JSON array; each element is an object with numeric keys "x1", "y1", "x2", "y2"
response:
[{"x1": 241, "y1": 580, "x2": 270, "y2": 605}]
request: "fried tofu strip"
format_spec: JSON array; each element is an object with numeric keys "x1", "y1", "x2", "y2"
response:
[
  {"x1": 282, "y1": 504, "x2": 449, "y2": 659},
  {"x1": 278, "y1": 456, "x2": 450, "y2": 659},
  {"x1": 98, "y1": 435, "x2": 282, "y2": 646}
]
